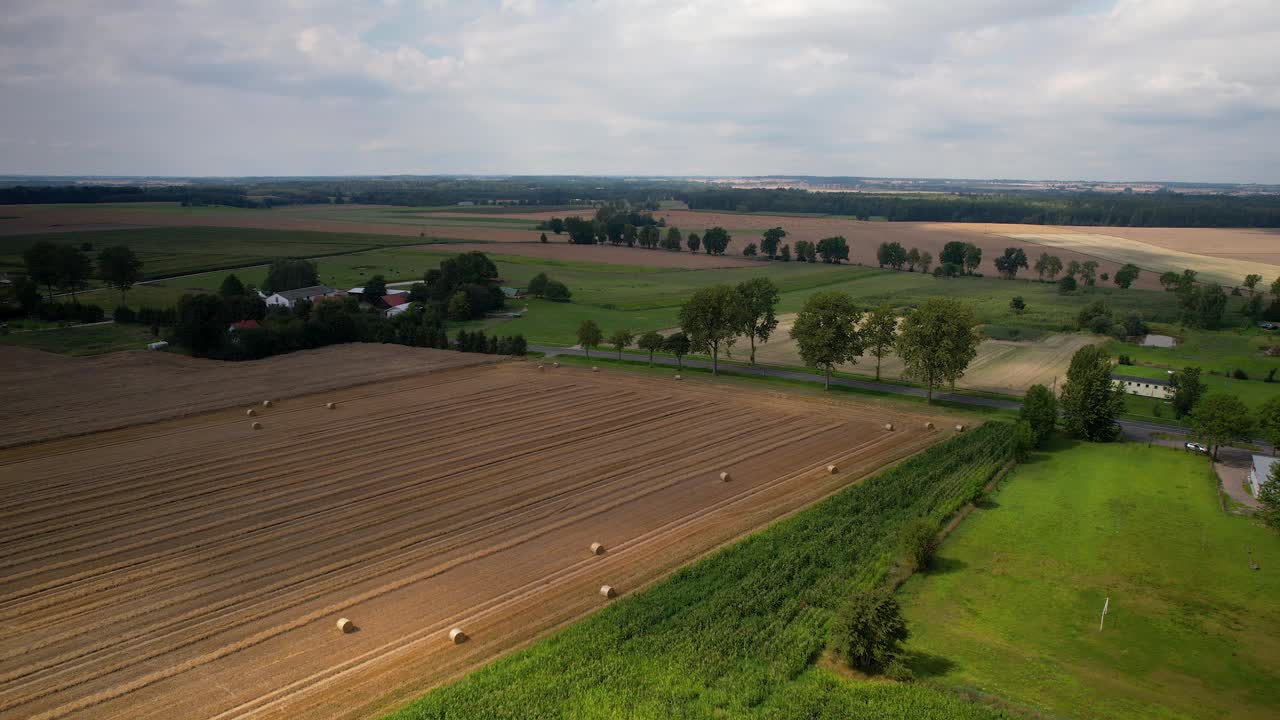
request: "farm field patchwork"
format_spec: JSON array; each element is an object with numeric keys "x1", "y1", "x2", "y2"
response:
[
  {"x1": 897, "y1": 438, "x2": 1280, "y2": 720},
  {"x1": 0, "y1": 359, "x2": 951, "y2": 720}
]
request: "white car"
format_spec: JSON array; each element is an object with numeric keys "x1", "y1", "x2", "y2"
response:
[{"x1": 1184, "y1": 442, "x2": 1208, "y2": 454}]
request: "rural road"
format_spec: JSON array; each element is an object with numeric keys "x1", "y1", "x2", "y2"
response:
[{"x1": 531, "y1": 344, "x2": 1271, "y2": 449}]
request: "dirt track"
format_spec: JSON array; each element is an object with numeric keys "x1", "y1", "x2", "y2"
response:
[
  {"x1": 0, "y1": 359, "x2": 949, "y2": 720},
  {"x1": 0, "y1": 344, "x2": 499, "y2": 449}
]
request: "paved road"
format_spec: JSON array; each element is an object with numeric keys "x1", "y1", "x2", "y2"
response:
[{"x1": 531, "y1": 344, "x2": 1257, "y2": 446}]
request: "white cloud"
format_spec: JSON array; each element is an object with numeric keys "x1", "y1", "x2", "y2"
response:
[{"x1": 0, "y1": 0, "x2": 1277, "y2": 181}]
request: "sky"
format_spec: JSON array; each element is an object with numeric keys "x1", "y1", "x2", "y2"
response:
[{"x1": 1, "y1": 0, "x2": 1278, "y2": 182}]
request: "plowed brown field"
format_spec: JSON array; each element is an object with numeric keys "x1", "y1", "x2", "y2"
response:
[
  {"x1": 0, "y1": 344, "x2": 500, "y2": 449},
  {"x1": 0, "y1": 359, "x2": 950, "y2": 720}
]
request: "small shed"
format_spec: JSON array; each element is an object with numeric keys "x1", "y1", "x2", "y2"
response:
[
  {"x1": 1250, "y1": 454, "x2": 1278, "y2": 497},
  {"x1": 1112, "y1": 373, "x2": 1174, "y2": 400}
]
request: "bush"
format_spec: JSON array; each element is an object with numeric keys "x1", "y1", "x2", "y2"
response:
[
  {"x1": 113, "y1": 305, "x2": 137, "y2": 323},
  {"x1": 831, "y1": 589, "x2": 911, "y2": 674},
  {"x1": 1058, "y1": 276, "x2": 1078, "y2": 293},
  {"x1": 543, "y1": 279, "x2": 572, "y2": 302},
  {"x1": 1233, "y1": 368, "x2": 1249, "y2": 380},
  {"x1": 899, "y1": 517, "x2": 940, "y2": 573}
]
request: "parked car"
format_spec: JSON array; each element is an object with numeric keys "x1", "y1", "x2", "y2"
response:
[
  {"x1": 1259, "y1": 322, "x2": 1277, "y2": 330},
  {"x1": 1185, "y1": 442, "x2": 1208, "y2": 454}
]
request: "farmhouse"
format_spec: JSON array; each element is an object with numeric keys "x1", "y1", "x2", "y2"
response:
[
  {"x1": 264, "y1": 285, "x2": 340, "y2": 309},
  {"x1": 1249, "y1": 454, "x2": 1278, "y2": 497},
  {"x1": 1112, "y1": 373, "x2": 1173, "y2": 400}
]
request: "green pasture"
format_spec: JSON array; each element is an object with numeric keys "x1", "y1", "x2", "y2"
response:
[
  {"x1": 898, "y1": 438, "x2": 1280, "y2": 720},
  {"x1": 1107, "y1": 327, "x2": 1277, "y2": 379},
  {"x1": 0, "y1": 322, "x2": 158, "y2": 356}
]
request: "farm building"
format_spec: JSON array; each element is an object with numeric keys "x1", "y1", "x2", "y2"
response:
[
  {"x1": 264, "y1": 285, "x2": 341, "y2": 309},
  {"x1": 1112, "y1": 373, "x2": 1173, "y2": 400},
  {"x1": 1249, "y1": 454, "x2": 1278, "y2": 497},
  {"x1": 228, "y1": 319, "x2": 260, "y2": 332}
]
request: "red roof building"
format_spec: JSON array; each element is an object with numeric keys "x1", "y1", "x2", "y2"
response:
[
  {"x1": 382, "y1": 294, "x2": 409, "y2": 308},
  {"x1": 229, "y1": 319, "x2": 260, "y2": 331}
]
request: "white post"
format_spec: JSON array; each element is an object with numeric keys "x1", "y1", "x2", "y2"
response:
[{"x1": 1099, "y1": 597, "x2": 1110, "y2": 631}]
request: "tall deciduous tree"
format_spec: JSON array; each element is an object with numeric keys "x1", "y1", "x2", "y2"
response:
[
  {"x1": 895, "y1": 298, "x2": 981, "y2": 403},
  {"x1": 1079, "y1": 260, "x2": 1099, "y2": 286},
  {"x1": 1257, "y1": 396, "x2": 1280, "y2": 450},
  {"x1": 686, "y1": 232, "x2": 701, "y2": 253},
  {"x1": 174, "y1": 293, "x2": 229, "y2": 355},
  {"x1": 219, "y1": 273, "x2": 247, "y2": 298},
  {"x1": 1114, "y1": 263, "x2": 1141, "y2": 289},
  {"x1": 862, "y1": 303, "x2": 897, "y2": 382},
  {"x1": 962, "y1": 243, "x2": 982, "y2": 275},
  {"x1": 736, "y1": 277, "x2": 779, "y2": 365},
  {"x1": 1034, "y1": 252, "x2": 1063, "y2": 281},
  {"x1": 577, "y1": 319, "x2": 603, "y2": 358},
  {"x1": 993, "y1": 247, "x2": 1028, "y2": 279},
  {"x1": 1020, "y1": 384, "x2": 1058, "y2": 446},
  {"x1": 22, "y1": 240, "x2": 61, "y2": 302},
  {"x1": 790, "y1": 291, "x2": 864, "y2": 389},
  {"x1": 608, "y1": 329, "x2": 635, "y2": 359},
  {"x1": 702, "y1": 227, "x2": 731, "y2": 255},
  {"x1": 679, "y1": 284, "x2": 746, "y2": 375},
  {"x1": 831, "y1": 589, "x2": 910, "y2": 675},
  {"x1": 1191, "y1": 393, "x2": 1254, "y2": 460},
  {"x1": 56, "y1": 244, "x2": 92, "y2": 303},
  {"x1": 637, "y1": 330, "x2": 664, "y2": 366},
  {"x1": 1059, "y1": 345, "x2": 1125, "y2": 441},
  {"x1": 816, "y1": 236, "x2": 850, "y2": 263},
  {"x1": 1241, "y1": 274, "x2": 1261, "y2": 293},
  {"x1": 761, "y1": 227, "x2": 787, "y2": 258},
  {"x1": 97, "y1": 245, "x2": 143, "y2": 304},
  {"x1": 663, "y1": 331, "x2": 691, "y2": 369},
  {"x1": 1170, "y1": 366, "x2": 1207, "y2": 419},
  {"x1": 364, "y1": 274, "x2": 388, "y2": 299}
]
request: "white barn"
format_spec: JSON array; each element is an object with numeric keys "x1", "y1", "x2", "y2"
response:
[
  {"x1": 263, "y1": 285, "x2": 340, "y2": 309},
  {"x1": 1112, "y1": 373, "x2": 1174, "y2": 400}
]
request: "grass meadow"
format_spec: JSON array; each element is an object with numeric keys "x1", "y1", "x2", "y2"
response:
[{"x1": 898, "y1": 437, "x2": 1280, "y2": 720}]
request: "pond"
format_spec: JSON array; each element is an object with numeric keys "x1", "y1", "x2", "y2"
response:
[{"x1": 1141, "y1": 334, "x2": 1177, "y2": 348}]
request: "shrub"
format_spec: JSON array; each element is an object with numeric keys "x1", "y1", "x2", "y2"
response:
[
  {"x1": 831, "y1": 589, "x2": 911, "y2": 674},
  {"x1": 899, "y1": 517, "x2": 940, "y2": 573},
  {"x1": 1233, "y1": 368, "x2": 1249, "y2": 380},
  {"x1": 113, "y1": 305, "x2": 137, "y2": 323},
  {"x1": 1058, "y1": 276, "x2": 1078, "y2": 293},
  {"x1": 543, "y1": 279, "x2": 572, "y2": 302}
]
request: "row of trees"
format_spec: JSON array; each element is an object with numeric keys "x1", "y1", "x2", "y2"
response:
[
  {"x1": 875, "y1": 242, "x2": 934, "y2": 273},
  {"x1": 19, "y1": 241, "x2": 143, "y2": 305}
]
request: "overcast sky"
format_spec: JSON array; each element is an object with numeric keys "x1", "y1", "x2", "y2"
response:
[{"x1": 2, "y1": 0, "x2": 1278, "y2": 182}]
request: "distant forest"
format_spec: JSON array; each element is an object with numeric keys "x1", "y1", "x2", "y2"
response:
[{"x1": 3, "y1": 178, "x2": 1280, "y2": 228}]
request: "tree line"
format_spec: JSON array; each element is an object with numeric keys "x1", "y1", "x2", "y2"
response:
[{"x1": 576, "y1": 278, "x2": 983, "y2": 400}]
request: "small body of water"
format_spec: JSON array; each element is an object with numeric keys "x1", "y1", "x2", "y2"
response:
[{"x1": 1141, "y1": 334, "x2": 1177, "y2": 348}]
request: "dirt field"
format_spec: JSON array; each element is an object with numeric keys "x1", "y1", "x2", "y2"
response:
[
  {"x1": 414, "y1": 241, "x2": 758, "y2": 268},
  {"x1": 751, "y1": 314, "x2": 1101, "y2": 394},
  {"x1": 0, "y1": 360, "x2": 948, "y2": 720},
  {"x1": 0, "y1": 345, "x2": 499, "y2": 448}
]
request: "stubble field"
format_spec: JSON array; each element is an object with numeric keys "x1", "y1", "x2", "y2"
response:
[{"x1": 0, "y1": 356, "x2": 948, "y2": 720}]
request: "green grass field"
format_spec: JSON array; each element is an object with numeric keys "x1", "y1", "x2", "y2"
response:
[
  {"x1": 898, "y1": 438, "x2": 1280, "y2": 720},
  {"x1": 385, "y1": 424, "x2": 1021, "y2": 720},
  {"x1": 0, "y1": 226, "x2": 432, "y2": 279},
  {"x1": 1108, "y1": 327, "x2": 1278, "y2": 379},
  {"x1": 0, "y1": 322, "x2": 158, "y2": 355}
]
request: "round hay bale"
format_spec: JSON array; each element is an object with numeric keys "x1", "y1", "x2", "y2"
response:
[
  {"x1": 262, "y1": 400, "x2": 273, "y2": 408},
  {"x1": 553, "y1": 362, "x2": 560, "y2": 368},
  {"x1": 955, "y1": 424, "x2": 966, "y2": 432},
  {"x1": 590, "y1": 542, "x2": 606, "y2": 556},
  {"x1": 592, "y1": 366, "x2": 599, "y2": 372},
  {"x1": 251, "y1": 421, "x2": 262, "y2": 430},
  {"x1": 599, "y1": 584, "x2": 616, "y2": 599},
  {"x1": 449, "y1": 628, "x2": 467, "y2": 644},
  {"x1": 246, "y1": 408, "x2": 257, "y2": 417},
  {"x1": 924, "y1": 421, "x2": 935, "y2": 430},
  {"x1": 884, "y1": 422, "x2": 894, "y2": 431},
  {"x1": 719, "y1": 471, "x2": 731, "y2": 482},
  {"x1": 336, "y1": 618, "x2": 354, "y2": 633},
  {"x1": 674, "y1": 374, "x2": 682, "y2": 380},
  {"x1": 326, "y1": 402, "x2": 336, "y2": 410},
  {"x1": 538, "y1": 364, "x2": 545, "y2": 370},
  {"x1": 826, "y1": 464, "x2": 838, "y2": 474}
]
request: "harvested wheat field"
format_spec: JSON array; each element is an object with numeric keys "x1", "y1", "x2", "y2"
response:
[
  {"x1": 0, "y1": 358, "x2": 950, "y2": 720},
  {"x1": 751, "y1": 314, "x2": 1101, "y2": 395},
  {"x1": 414, "y1": 241, "x2": 758, "y2": 268},
  {"x1": 0, "y1": 344, "x2": 499, "y2": 449}
]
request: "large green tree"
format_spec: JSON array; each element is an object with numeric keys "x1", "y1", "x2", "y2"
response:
[
  {"x1": 1190, "y1": 393, "x2": 1254, "y2": 460},
  {"x1": 735, "y1": 277, "x2": 779, "y2": 365},
  {"x1": 831, "y1": 589, "x2": 910, "y2": 675},
  {"x1": 1113, "y1": 263, "x2": 1141, "y2": 289},
  {"x1": 1034, "y1": 252, "x2": 1063, "y2": 281},
  {"x1": 608, "y1": 329, "x2": 635, "y2": 359},
  {"x1": 637, "y1": 330, "x2": 664, "y2": 366},
  {"x1": 577, "y1": 319, "x2": 603, "y2": 358},
  {"x1": 702, "y1": 227, "x2": 731, "y2": 255},
  {"x1": 22, "y1": 240, "x2": 61, "y2": 302},
  {"x1": 1259, "y1": 463, "x2": 1280, "y2": 532},
  {"x1": 816, "y1": 236, "x2": 850, "y2": 264},
  {"x1": 97, "y1": 245, "x2": 143, "y2": 304},
  {"x1": 1019, "y1": 384, "x2": 1058, "y2": 446},
  {"x1": 789, "y1": 291, "x2": 864, "y2": 389},
  {"x1": 1257, "y1": 396, "x2": 1280, "y2": 449},
  {"x1": 1170, "y1": 367, "x2": 1207, "y2": 419},
  {"x1": 895, "y1": 298, "x2": 981, "y2": 403},
  {"x1": 862, "y1": 303, "x2": 898, "y2": 382},
  {"x1": 962, "y1": 243, "x2": 983, "y2": 274},
  {"x1": 56, "y1": 244, "x2": 92, "y2": 303},
  {"x1": 1059, "y1": 345, "x2": 1125, "y2": 441},
  {"x1": 993, "y1": 247, "x2": 1028, "y2": 279},
  {"x1": 761, "y1": 227, "x2": 787, "y2": 258},
  {"x1": 174, "y1": 293, "x2": 229, "y2": 355},
  {"x1": 679, "y1": 284, "x2": 746, "y2": 375},
  {"x1": 263, "y1": 258, "x2": 319, "y2": 293},
  {"x1": 663, "y1": 331, "x2": 691, "y2": 369}
]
